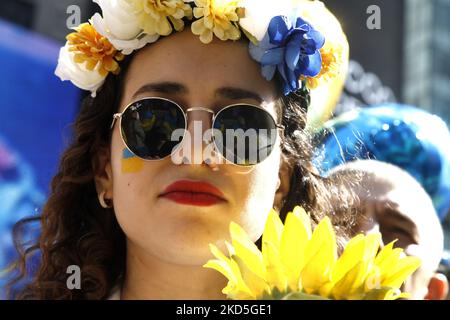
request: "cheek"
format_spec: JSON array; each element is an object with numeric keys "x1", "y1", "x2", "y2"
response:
[
  {"x1": 112, "y1": 149, "x2": 147, "y2": 215},
  {"x1": 121, "y1": 148, "x2": 144, "y2": 174},
  {"x1": 233, "y1": 149, "x2": 282, "y2": 241},
  {"x1": 110, "y1": 147, "x2": 160, "y2": 240}
]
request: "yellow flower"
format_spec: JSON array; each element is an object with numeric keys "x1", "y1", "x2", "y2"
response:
[
  {"x1": 127, "y1": 0, "x2": 193, "y2": 36},
  {"x1": 191, "y1": 0, "x2": 241, "y2": 44},
  {"x1": 204, "y1": 206, "x2": 421, "y2": 300},
  {"x1": 304, "y1": 40, "x2": 343, "y2": 89},
  {"x1": 66, "y1": 23, "x2": 124, "y2": 77}
]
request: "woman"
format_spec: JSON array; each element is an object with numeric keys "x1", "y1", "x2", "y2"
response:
[{"x1": 6, "y1": 0, "x2": 352, "y2": 299}]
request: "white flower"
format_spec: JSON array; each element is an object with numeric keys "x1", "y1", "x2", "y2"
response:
[
  {"x1": 55, "y1": 46, "x2": 106, "y2": 97},
  {"x1": 238, "y1": 0, "x2": 292, "y2": 42},
  {"x1": 92, "y1": 0, "x2": 159, "y2": 54}
]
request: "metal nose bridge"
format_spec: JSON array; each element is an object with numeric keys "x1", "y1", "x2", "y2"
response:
[
  {"x1": 184, "y1": 107, "x2": 216, "y2": 153},
  {"x1": 185, "y1": 106, "x2": 216, "y2": 125},
  {"x1": 186, "y1": 107, "x2": 215, "y2": 115}
]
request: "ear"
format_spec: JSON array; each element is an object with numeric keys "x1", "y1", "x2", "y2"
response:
[
  {"x1": 424, "y1": 272, "x2": 449, "y2": 300},
  {"x1": 93, "y1": 146, "x2": 114, "y2": 200},
  {"x1": 274, "y1": 161, "x2": 292, "y2": 211}
]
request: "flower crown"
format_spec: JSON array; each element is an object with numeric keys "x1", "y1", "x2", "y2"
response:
[{"x1": 55, "y1": 0, "x2": 347, "y2": 98}]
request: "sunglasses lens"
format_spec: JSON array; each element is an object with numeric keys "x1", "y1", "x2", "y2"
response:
[
  {"x1": 213, "y1": 105, "x2": 278, "y2": 166},
  {"x1": 121, "y1": 98, "x2": 185, "y2": 160}
]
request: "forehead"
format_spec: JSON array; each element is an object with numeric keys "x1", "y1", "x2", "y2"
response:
[
  {"x1": 381, "y1": 189, "x2": 429, "y2": 223},
  {"x1": 364, "y1": 186, "x2": 437, "y2": 243},
  {"x1": 120, "y1": 29, "x2": 277, "y2": 111}
]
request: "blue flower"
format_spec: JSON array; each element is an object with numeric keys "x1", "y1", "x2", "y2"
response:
[{"x1": 249, "y1": 15, "x2": 325, "y2": 95}]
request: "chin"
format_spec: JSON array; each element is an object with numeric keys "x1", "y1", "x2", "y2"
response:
[
  {"x1": 162, "y1": 229, "x2": 231, "y2": 262},
  {"x1": 155, "y1": 240, "x2": 220, "y2": 266},
  {"x1": 156, "y1": 199, "x2": 230, "y2": 216}
]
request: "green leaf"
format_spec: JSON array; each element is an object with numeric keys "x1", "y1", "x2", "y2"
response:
[{"x1": 281, "y1": 292, "x2": 330, "y2": 300}]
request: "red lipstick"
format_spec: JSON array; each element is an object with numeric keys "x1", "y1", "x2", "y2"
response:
[{"x1": 159, "y1": 180, "x2": 226, "y2": 207}]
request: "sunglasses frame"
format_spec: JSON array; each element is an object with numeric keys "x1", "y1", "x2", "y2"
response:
[{"x1": 110, "y1": 97, "x2": 285, "y2": 166}]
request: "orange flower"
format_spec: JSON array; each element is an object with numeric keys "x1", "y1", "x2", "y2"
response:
[
  {"x1": 66, "y1": 23, "x2": 125, "y2": 77},
  {"x1": 303, "y1": 41, "x2": 342, "y2": 89}
]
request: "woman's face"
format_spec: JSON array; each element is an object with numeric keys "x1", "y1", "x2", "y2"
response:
[{"x1": 102, "y1": 29, "x2": 288, "y2": 266}]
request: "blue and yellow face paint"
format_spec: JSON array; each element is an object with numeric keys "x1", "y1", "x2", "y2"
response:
[{"x1": 121, "y1": 148, "x2": 144, "y2": 173}]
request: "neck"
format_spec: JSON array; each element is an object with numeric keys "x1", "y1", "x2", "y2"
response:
[{"x1": 121, "y1": 241, "x2": 228, "y2": 300}]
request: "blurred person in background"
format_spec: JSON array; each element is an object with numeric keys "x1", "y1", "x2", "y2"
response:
[{"x1": 329, "y1": 160, "x2": 449, "y2": 300}]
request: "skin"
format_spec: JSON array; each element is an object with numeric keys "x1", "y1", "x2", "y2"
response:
[
  {"x1": 94, "y1": 29, "x2": 292, "y2": 299},
  {"x1": 331, "y1": 160, "x2": 448, "y2": 300}
]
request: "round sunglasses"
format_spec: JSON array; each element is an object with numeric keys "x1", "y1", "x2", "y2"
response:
[{"x1": 110, "y1": 97, "x2": 284, "y2": 166}]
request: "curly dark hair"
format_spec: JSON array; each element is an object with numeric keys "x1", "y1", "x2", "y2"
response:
[{"x1": 4, "y1": 45, "x2": 356, "y2": 300}]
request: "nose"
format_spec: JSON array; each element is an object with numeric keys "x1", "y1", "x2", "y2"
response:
[
  {"x1": 186, "y1": 107, "x2": 214, "y2": 132},
  {"x1": 178, "y1": 107, "x2": 219, "y2": 166}
]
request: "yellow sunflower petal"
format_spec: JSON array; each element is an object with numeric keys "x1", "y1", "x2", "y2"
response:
[
  {"x1": 262, "y1": 209, "x2": 284, "y2": 251},
  {"x1": 330, "y1": 260, "x2": 371, "y2": 300},
  {"x1": 204, "y1": 244, "x2": 238, "y2": 281},
  {"x1": 232, "y1": 255, "x2": 271, "y2": 298},
  {"x1": 223, "y1": 284, "x2": 255, "y2": 300},
  {"x1": 332, "y1": 233, "x2": 381, "y2": 285},
  {"x1": 331, "y1": 234, "x2": 365, "y2": 282},
  {"x1": 381, "y1": 256, "x2": 421, "y2": 288},
  {"x1": 280, "y1": 209, "x2": 311, "y2": 291},
  {"x1": 262, "y1": 240, "x2": 289, "y2": 292},
  {"x1": 301, "y1": 217, "x2": 337, "y2": 294},
  {"x1": 204, "y1": 244, "x2": 254, "y2": 298},
  {"x1": 229, "y1": 222, "x2": 265, "y2": 279},
  {"x1": 363, "y1": 233, "x2": 382, "y2": 260},
  {"x1": 376, "y1": 248, "x2": 404, "y2": 277},
  {"x1": 374, "y1": 240, "x2": 397, "y2": 266},
  {"x1": 203, "y1": 259, "x2": 237, "y2": 283},
  {"x1": 293, "y1": 206, "x2": 312, "y2": 238}
]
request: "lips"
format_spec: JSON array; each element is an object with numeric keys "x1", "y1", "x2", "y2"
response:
[{"x1": 159, "y1": 180, "x2": 226, "y2": 207}]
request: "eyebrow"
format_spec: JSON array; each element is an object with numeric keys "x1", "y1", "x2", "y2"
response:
[{"x1": 132, "y1": 81, "x2": 264, "y2": 104}]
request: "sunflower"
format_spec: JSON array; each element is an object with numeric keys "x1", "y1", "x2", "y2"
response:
[{"x1": 204, "y1": 206, "x2": 421, "y2": 300}]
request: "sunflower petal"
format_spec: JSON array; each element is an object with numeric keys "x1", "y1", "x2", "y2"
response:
[
  {"x1": 330, "y1": 260, "x2": 371, "y2": 300},
  {"x1": 203, "y1": 259, "x2": 237, "y2": 284},
  {"x1": 280, "y1": 209, "x2": 310, "y2": 291},
  {"x1": 301, "y1": 217, "x2": 337, "y2": 294},
  {"x1": 262, "y1": 209, "x2": 284, "y2": 251},
  {"x1": 331, "y1": 234, "x2": 366, "y2": 283},
  {"x1": 293, "y1": 206, "x2": 312, "y2": 237},
  {"x1": 382, "y1": 256, "x2": 421, "y2": 288},
  {"x1": 232, "y1": 255, "x2": 271, "y2": 298},
  {"x1": 262, "y1": 240, "x2": 288, "y2": 292},
  {"x1": 230, "y1": 222, "x2": 265, "y2": 279}
]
